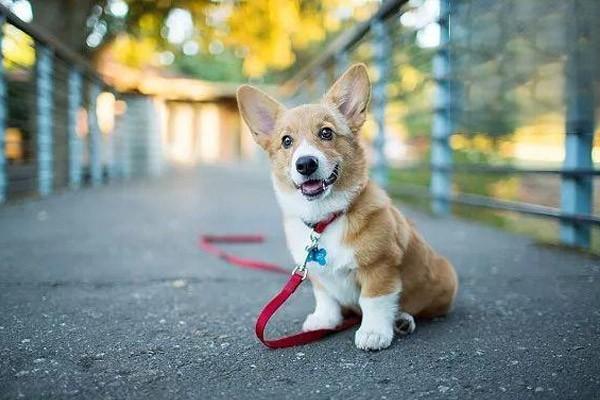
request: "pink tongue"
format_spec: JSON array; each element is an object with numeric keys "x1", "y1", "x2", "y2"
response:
[{"x1": 301, "y1": 180, "x2": 323, "y2": 195}]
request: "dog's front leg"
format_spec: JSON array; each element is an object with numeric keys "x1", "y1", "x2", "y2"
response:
[
  {"x1": 302, "y1": 281, "x2": 343, "y2": 331},
  {"x1": 355, "y1": 269, "x2": 400, "y2": 351}
]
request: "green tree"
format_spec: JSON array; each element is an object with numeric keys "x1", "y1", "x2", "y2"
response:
[{"x1": 22, "y1": 0, "x2": 376, "y2": 81}]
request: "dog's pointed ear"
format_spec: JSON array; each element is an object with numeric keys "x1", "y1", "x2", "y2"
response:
[
  {"x1": 237, "y1": 85, "x2": 285, "y2": 149},
  {"x1": 323, "y1": 63, "x2": 371, "y2": 133}
]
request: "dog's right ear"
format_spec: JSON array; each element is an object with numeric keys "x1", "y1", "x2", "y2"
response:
[{"x1": 237, "y1": 85, "x2": 285, "y2": 150}]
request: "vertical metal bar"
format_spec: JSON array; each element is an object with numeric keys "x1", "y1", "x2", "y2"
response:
[
  {"x1": 88, "y1": 81, "x2": 102, "y2": 186},
  {"x1": 0, "y1": 15, "x2": 6, "y2": 203},
  {"x1": 68, "y1": 67, "x2": 82, "y2": 189},
  {"x1": 372, "y1": 19, "x2": 389, "y2": 188},
  {"x1": 301, "y1": 75, "x2": 315, "y2": 104},
  {"x1": 107, "y1": 137, "x2": 118, "y2": 180},
  {"x1": 119, "y1": 96, "x2": 131, "y2": 180},
  {"x1": 119, "y1": 94, "x2": 132, "y2": 179},
  {"x1": 112, "y1": 105, "x2": 123, "y2": 179},
  {"x1": 335, "y1": 50, "x2": 349, "y2": 77},
  {"x1": 107, "y1": 94, "x2": 118, "y2": 181},
  {"x1": 316, "y1": 67, "x2": 329, "y2": 97},
  {"x1": 430, "y1": 0, "x2": 453, "y2": 215},
  {"x1": 36, "y1": 44, "x2": 53, "y2": 197},
  {"x1": 560, "y1": 2, "x2": 595, "y2": 248}
]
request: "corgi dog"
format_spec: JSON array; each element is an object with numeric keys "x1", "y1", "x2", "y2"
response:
[{"x1": 236, "y1": 64, "x2": 458, "y2": 351}]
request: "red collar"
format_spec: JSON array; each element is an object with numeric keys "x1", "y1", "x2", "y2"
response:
[{"x1": 305, "y1": 211, "x2": 343, "y2": 234}]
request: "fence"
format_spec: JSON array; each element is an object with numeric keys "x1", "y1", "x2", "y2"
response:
[
  {"x1": 0, "y1": 4, "x2": 163, "y2": 203},
  {"x1": 286, "y1": 0, "x2": 599, "y2": 249}
]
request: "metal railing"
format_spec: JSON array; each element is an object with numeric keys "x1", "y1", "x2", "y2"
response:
[
  {"x1": 286, "y1": 0, "x2": 599, "y2": 249},
  {"x1": 0, "y1": 4, "x2": 162, "y2": 203}
]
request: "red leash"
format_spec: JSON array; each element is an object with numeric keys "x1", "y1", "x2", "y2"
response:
[
  {"x1": 199, "y1": 234, "x2": 288, "y2": 275},
  {"x1": 199, "y1": 213, "x2": 360, "y2": 349}
]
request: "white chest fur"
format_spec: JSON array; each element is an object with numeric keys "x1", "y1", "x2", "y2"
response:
[{"x1": 283, "y1": 216, "x2": 360, "y2": 307}]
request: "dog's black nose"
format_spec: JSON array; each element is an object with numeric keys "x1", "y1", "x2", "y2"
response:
[{"x1": 296, "y1": 156, "x2": 319, "y2": 176}]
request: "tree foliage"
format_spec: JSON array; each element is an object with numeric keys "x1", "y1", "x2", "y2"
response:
[{"x1": 23, "y1": 0, "x2": 377, "y2": 80}]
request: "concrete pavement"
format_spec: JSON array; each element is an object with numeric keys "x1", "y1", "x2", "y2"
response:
[{"x1": 1, "y1": 165, "x2": 599, "y2": 399}]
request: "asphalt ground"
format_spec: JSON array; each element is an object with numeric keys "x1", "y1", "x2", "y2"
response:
[{"x1": 1, "y1": 165, "x2": 599, "y2": 399}]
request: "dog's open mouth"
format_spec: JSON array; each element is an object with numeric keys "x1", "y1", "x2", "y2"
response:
[{"x1": 296, "y1": 164, "x2": 340, "y2": 199}]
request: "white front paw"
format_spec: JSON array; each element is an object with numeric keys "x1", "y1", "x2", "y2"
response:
[
  {"x1": 302, "y1": 312, "x2": 342, "y2": 331},
  {"x1": 354, "y1": 326, "x2": 394, "y2": 351}
]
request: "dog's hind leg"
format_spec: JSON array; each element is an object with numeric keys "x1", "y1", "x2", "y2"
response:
[{"x1": 395, "y1": 311, "x2": 416, "y2": 335}]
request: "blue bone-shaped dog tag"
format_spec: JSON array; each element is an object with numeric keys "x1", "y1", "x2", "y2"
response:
[{"x1": 307, "y1": 247, "x2": 327, "y2": 266}]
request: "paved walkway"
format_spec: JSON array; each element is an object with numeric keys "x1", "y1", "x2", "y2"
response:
[{"x1": 1, "y1": 165, "x2": 599, "y2": 399}]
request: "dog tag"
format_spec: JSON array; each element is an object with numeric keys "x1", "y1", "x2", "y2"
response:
[{"x1": 307, "y1": 247, "x2": 327, "y2": 266}]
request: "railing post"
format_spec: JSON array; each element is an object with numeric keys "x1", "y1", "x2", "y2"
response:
[
  {"x1": 372, "y1": 18, "x2": 389, "y2": 188},
  {"x1": 0, "y1": 15, "x2": 6, "y2": 203},
  {"x1": 117, "y1": 96, "x2": 131, "y2": 179},
  {"x1": 335, "y1": 50, "x2": 349, "y2": 77},
  {"x1": 430, "y1": 0, "x2": 453, "y2": 215},
  {"x1": 560, "y1": 4, "x2": 595, "y2": 248},
  {"x1": 68, "y1": 68, "x2": 82, "y2": 189},
  {"x1": 36, "y1": 44, "x2": 54, "y2": 197},
  {"x1": 316, "y1": 67, "x2": 329, "y2": 97},
  {"x1": 107, "y1": 132, "x2": 117, "y2": 181},
  {"x1": 88, "y1": 81, "x2": 102, "y2": 186}
]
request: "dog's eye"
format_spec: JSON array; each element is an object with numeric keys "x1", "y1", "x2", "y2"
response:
[
  {"x1": 318, "y1": 127, "x2": 334, "y2": 140},
  {"x1": 281, "y1": 135, "x2": 293, "y2": 149}
]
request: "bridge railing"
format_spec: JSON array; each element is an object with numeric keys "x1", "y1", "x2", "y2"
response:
[
  {"x1": 0, "y1": 5, "x2": 162, "y2": 203},
  {"x1": 285, "y1": 0, "x2": 599, "y2": 249}
]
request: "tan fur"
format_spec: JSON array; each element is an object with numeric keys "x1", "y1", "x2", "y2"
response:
[
  {"x1": 347, "y1": 181, "x2": 458, "y2": 317},
  {"x1": 237, "y1": 64, "x2": 458, "y2": 323}
]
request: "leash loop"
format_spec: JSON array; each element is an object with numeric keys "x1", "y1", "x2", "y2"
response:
[
  {"x1": 291, "y1": 265, "x2": 308, "y2": 280},
  {"x1": 199, "y1": 211, "x2": 360, "y2": 349}
]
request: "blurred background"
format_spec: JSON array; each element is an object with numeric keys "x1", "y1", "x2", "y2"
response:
[{"x1": 1, "y1": 0, "x2": 599, "y2": 251}]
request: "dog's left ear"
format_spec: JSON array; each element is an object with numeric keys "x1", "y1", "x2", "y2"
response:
[
  {"x1": 237, "y1": 85, "x2": 285, "y2": 150},
  {"x1": 323, "y1": 63, "x2": 371, "y2": 133}
]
